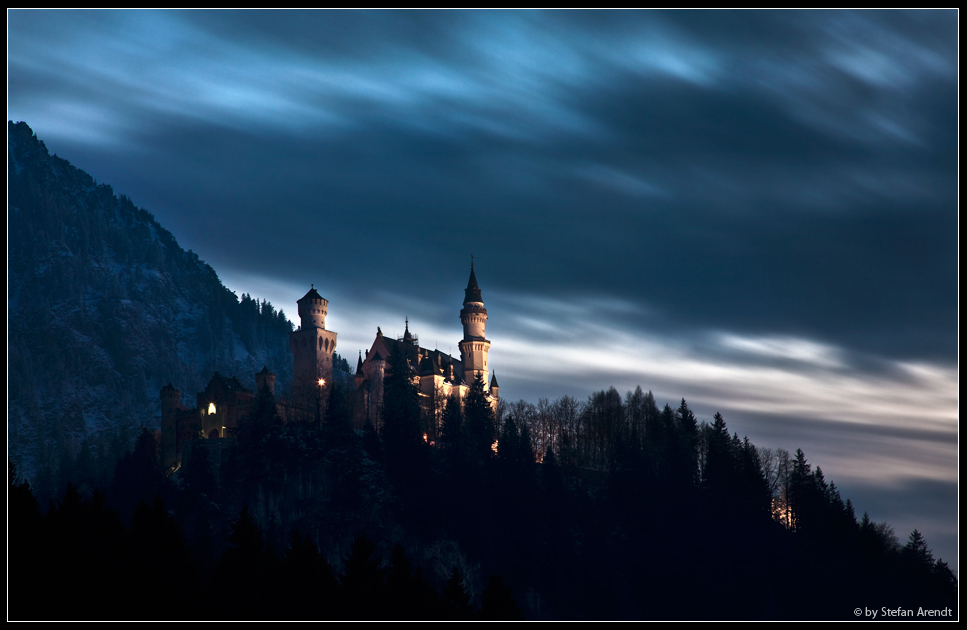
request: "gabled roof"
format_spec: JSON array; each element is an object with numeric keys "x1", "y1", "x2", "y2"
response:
[
  {"x1": 359, "y1": 334, "x2": 465, "y2": 385},
  {"x1": 202, "y1": 372, "x2": 252, "y2": 396}
]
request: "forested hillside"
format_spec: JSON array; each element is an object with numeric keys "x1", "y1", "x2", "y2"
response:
[
  {"x1": 7, "y1": 121, "x2": 956, "y2": 620},
  {"x1": 8, "y1": 121, "x2": 295, "y2": 495},
  {"x1": 8, "y1": 352, "x2": 957, "y2": 619}
]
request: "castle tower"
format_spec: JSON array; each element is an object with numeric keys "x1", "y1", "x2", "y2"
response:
[
  {"x1": 255, "y1": 365, "x2": 276, "y2": 397},
  {"x1": 289, "y1": 285, "x2": 338, "y2": 394},
  {"x1": 459, "y1": 261, "x2": 491, "y2": 389}
]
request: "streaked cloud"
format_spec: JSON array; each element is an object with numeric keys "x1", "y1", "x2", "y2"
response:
[{"x1": 9, "y1": 8, "x2": 957, "y2": 568}]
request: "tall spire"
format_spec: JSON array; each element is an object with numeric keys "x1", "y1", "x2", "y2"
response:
[
  {"x1": 403, "y1": 316, "x2": 414, "y2": 343},
  {"x1": 464, "y1": 258, "x2": 482, "y2": 304}
]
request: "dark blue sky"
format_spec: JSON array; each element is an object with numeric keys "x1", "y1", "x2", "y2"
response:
[{"x1": 8, "y1": 10, "x2": 958, "y2": 569}]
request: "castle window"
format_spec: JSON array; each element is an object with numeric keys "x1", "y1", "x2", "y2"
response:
[{"x1": 208, "y1": 402, "x2": 216, "y2": 415}]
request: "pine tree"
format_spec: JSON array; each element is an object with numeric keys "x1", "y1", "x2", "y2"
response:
[
  {"x1": 341, "y1": 534, "x2": 386, "y2": 619},
  {"x1": 464, "y1": 373, "x2": 495, "y2": 462},
  {"x1": 902, "y1": 529, "x2": 934, "y2": 568},
  {"x1": 497, "y1": 416, "x2": 520, "y2": 463},
  {"x1": 519, "y1": 423, "x2": 535, "y2": 466},
  {"x1": 788, "y1": 448, "x2": 814, "y2": 534},
  {"x1": 672, "y1": 398, "x2": 699, "y2": 489},
  {"x1": 442, "y1": 568, "x2": 474, "y2": 620},
  {"x1": 439, "y1": 393, "x2": 464, "y2": 452},
  {"x1": 703, "y1": 411, "x2": 732, "y2": 494},
  {"x1": 212, "y1": 506, "x2": 277, "y2": 619},
  {"x1": 480, "y1": 575, "x2": 525, "y2": 620},
  {"x1": 280, "y1": 531, "x2": 338, "y2": 620},
  {"x1": 382, "y1": 345, "x2": 423, "y2": 469}
]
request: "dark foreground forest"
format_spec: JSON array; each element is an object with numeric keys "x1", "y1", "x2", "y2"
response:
[{"x1": 7, "y1": 343, "x2": 958, "y2": 621}]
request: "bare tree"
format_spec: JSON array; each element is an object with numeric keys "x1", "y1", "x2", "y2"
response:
[{"x1": 761, "y1": 447, "x2": 792, "y2": 526}]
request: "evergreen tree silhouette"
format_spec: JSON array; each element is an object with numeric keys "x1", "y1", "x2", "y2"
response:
[
  {"x1": 441, "y1": 568, "x2": 474, "y2": 620},
  {"x1": 112, "y1": 426, "x2": 166, "y2": 519},
  {"x1": 382, "y1": 345, "x2": 424, "y2": 478},
  {"x1": 128, "y1": 495, "x2": 200, "y2": 619},
  {"x1": 439, "y1": 393, "x2": 465, "y2": 454},
  {"x1": 384, "y1": 543, "x2": 440, "y2": 619},
  {"x1": 788, "y1": 448, "x2": 822, "y2": 536},
  {"x1": 181, "y1": 442, "x2": 217, "y2": 500},
  {"x1": 280, "y1": 530, "x2": 339, "y2": 620},
  {"x1": 519, "y1": 423, "x2": 536, "y2": 466},
  {"x1": 385, "y1": 543, "x2": 417, "y2": 619},
  {"x1": 704, "y1": 411, "x2": 733, "y2": 499},
  {"x1": 340, "y1": 534, "x2": 386, "y2": 619},
  {"x1": 480, "y1": 575, "x2": 525, "y2": 620},
  {"x1": 464, "y1": 373, "x2": 495, "y2": 462},
  {"x1": 497, "y1": 416, "x2": 520, "y2": 463},
  {"x1": 901, "y1": 528, "x2": 935, "y2": 582},
  {"x1": 211, "y1": 506, "x2": 277, "y2": 619},
  {"x1": 8, "y1": 464, "x2": 45, "y2": 620},
  {"x1": 325, "y1": 379, "x2": 356, "y2": 445},
  {"x1": 674, "y1": 398, "x2": 699, "y2": 488}
]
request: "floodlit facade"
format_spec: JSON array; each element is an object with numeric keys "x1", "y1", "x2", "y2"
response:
[
  {"x1": 352, "y1": 262, "x2": 499, "y2": 438},
  {"x1": 160, "y1": 263, "x2": 497, "y2": 467}
]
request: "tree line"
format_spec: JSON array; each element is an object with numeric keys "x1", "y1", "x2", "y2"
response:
[{"x1": 7, "y1": 341, "x2": 958, "y2": 619}]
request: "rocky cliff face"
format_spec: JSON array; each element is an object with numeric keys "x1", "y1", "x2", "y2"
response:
[{"x1": 8, "y1": 121, "x2": 294, "y2": 480}]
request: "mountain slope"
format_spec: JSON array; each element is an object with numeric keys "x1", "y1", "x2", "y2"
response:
[{"x1": 8, "y1": 120, "x2": 295, "y2": 480}]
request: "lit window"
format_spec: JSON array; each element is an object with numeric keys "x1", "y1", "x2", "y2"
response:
[{"x1": 208, "y1": 402, "x2": 216, "y2": 415}]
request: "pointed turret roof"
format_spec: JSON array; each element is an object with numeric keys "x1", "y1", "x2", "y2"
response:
[
  {"x1": 464, "y1": 260, "x2": 482, "y2": 304},
  {"x1": 490, "y1": 371, "x2": 499, "y2": 388},
  {"x1": 299, "y1": 284, "x2": 324, "y2": 302},
  {"x1": 356, "y1": 351, "x2": 364, "y2": 375},
  {"x1": 403, "y1": 317, "x2": 414, "y2": 343}
]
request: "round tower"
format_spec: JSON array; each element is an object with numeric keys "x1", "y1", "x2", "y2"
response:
[
  {"x1": 161, "y1": 382, "x2": 182, "y2": 412},
  {"x1": 297, "y1": 284, "x2": 328, "y2": 329},
  {"x1": 290, "y1": 285, "x2": 338, "y2": 396},
  {"x1": 459, "y1": 261, "x2": 491, "y2": 388},
  {"x1": 255, "y1": 366, "x2": 276, "y2": 397}
]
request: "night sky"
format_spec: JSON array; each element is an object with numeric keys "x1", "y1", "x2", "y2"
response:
[{"x1": 8, "y1": 10, "x2": 958, "y2": 570}]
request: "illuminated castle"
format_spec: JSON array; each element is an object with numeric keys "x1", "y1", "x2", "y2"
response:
[
  {"x1": 351, "y1": 262, "x2": 499, "y2": 438},
  {"x1": 160, "y1": 368, "x2": 276, "y2": 469},
  {"x1": 160, "y1": 263, "x2": 497, "y2": 467}
]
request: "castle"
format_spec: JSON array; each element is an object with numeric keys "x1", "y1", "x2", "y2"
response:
[
  {"x1": 161, "y1": 263, "x2": 497, "y2": 468},
  {"x1": 353, "y1": 262, "x2": 499, "y2": 439}
]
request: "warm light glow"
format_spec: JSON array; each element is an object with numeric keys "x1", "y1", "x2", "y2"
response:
[
  {"x1": 318, "y1": 378, "x2": 326, "y2": 386},
  {"x1": 772, "y1": 496, "x2": 792, "y2": 529},
  {"x1": 492, "y1": 440, "x2": 499, "y2": 454},
  {"x1": 423, "y1": 433, "x2": 428, "y2": 443},
  {"x1": 207, "y1": 402, "x2": 216, "y2": 415}
]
